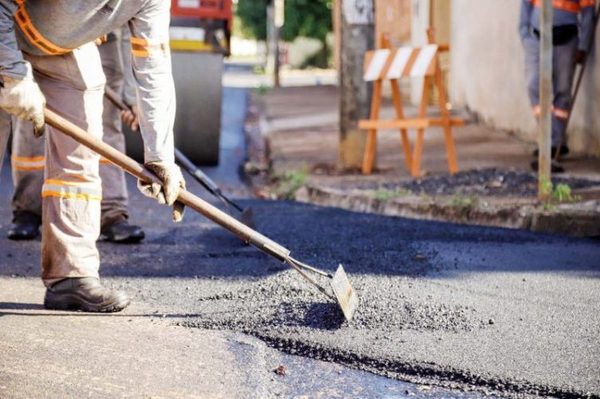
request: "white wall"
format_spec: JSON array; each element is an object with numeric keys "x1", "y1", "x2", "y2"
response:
[{"x1": 450, "y1": 0, "x2": 600, "y2": 155}]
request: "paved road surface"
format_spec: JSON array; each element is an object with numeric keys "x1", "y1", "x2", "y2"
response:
[{"x1": 0, "y1": 83, "x2": 598, "y2": 398}]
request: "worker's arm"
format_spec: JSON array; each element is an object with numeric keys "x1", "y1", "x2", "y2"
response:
[
  {"x1": 578, "y1": 1, "x2": 596, "y2": 52},
  {"x1": 128, "y1": 1, "x2": 185, "y2": 221},
  {"x1": 0, "y1": 2, "x2": 27, "y2": 79},
  {"x1": 120, "y1": 25, "x2": 138, "y2": 108},
  {"x1": 118, "y1": 25, "x2": 140, "y2": 130},
  {"x1": 128, "y1": 0, "x2": 175, "y2": 165},
  {"x1": 519, "y1": 0, "x2": 534, "y2": 43},
  {"x1": 0, "y1": 2, "x2": 45, "y2": 135}
]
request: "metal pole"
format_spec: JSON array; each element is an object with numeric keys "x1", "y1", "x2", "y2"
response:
[
  {"x1": 339, "y1": 0, "x2": 374, "y2": 169},
  {"x1": 538, "y1": 0, "x2": 553, "y2": 200}
]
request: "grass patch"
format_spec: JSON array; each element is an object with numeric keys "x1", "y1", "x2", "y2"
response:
[
  {"x1": 374, "y1": 188, "x2": 411, "y2": 201},
  {"x1": 270, "y1": 167, "x2": 308, "y2": 199},
  {"x1": 540, "y1": 179, "x2": 579, "y2": 210},
  {"x1": 449, "y1": 193, "x2": 479, "y2": 210}
]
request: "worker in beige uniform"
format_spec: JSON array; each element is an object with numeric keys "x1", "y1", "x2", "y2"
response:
[
  {"x1": 0, "y1": 0, "x2": 186, "y2": 312},
  {"x1": 0, "y1": 111, "x2": 9, "y2": 169},
  {"x1": 8, "y1": 29, "x2": 145, "y2": 244}
]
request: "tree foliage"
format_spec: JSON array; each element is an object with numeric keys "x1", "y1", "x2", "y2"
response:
[{"x1": 236, "y1": 0, "x2": 333, "y2": 42}]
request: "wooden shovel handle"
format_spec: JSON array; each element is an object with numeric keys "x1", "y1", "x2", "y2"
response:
[{"x1": 43, "y1": 107, "x2": 291, "y2": 261}]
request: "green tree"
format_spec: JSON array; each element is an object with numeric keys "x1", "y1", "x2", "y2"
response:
[
  {"x1": 236, "y1": 0, "x2": 333, "y2": 67},
  {"x1": 236, "y1": 0, "x2": 269, "y2": 41},
  {"x1": 236, "y1": 0, "x2": 332, "y2": 42}
]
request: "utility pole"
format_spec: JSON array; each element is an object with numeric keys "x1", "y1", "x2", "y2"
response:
[
  {"x1": 538, "y1": 0, "x2": 553, "y2": 200},
  {"x1": 339, "y1": 0, "x2": 375, "y2": 170},
  {"x1": 267, "y1": 0, "x2": 284, "y2": 87}
]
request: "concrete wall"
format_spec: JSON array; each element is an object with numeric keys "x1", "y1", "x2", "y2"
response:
[{"x1": 450, "y1": 0, "x2": 600, "y2": 155}]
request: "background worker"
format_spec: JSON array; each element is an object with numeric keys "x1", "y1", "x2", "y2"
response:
[
  {"x1": 0, "y1": 111, "x2": 9, "y2": 172},
  {"x1": 519, "y1": 0, "x2": 596, "y2": 173},
  {"x1": 8, "y1": 29, "x2": 145, "y2": 244},
  {"x1": 0, "y1": 1, "x2": 185, "y2": 313}
]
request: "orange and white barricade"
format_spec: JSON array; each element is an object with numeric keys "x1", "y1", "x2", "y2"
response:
[{"x1": 359, "y1": 42, "x2": 463, "y2": 177}]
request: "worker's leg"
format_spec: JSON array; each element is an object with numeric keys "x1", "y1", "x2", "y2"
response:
[
  {"x1": 29, "y1": 44, "x2": 103, "y2": 284},
  {"x1": 27, "y1": 43, "x2": 129, "y2": 312},
  {"x1": 98, "y1": 33, "x2": 128, "y2": 226},
  {"x1": 523, "y1": 37, "x2": 540, "y2": 114},
  {"x1": 97, "y1": 33, "x2": 145, "y2": 243},
  {"x1": 8, "y1": 119, "x2": 44, "y2": 239},
  {"x1": 0, "y1": 110, "x2": 10, "y2": 177},
  {"x1": 551, "y1": 37, "x2": 578, "y2": 148}
]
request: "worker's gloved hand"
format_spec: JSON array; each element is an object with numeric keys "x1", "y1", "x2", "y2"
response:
[
  {"x1": 120, "y1": 104, "x2": 139, "y2": 131},
  {"x1": 138, "y1": 161, "x2": 186, "y2": 222},
  {"x1": 0, "y1": 76, "x2": 46, "y2": 137}
]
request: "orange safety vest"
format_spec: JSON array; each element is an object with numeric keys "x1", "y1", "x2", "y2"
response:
[
  {"x1": 13, "y1": 0, "x2": 73, "y2": 55},
  {"x1": 531, "y1": 0, "x2": 596, "y2": 13}
]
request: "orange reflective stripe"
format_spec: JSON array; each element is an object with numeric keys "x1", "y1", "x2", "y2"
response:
[
  {"x1": 11, "y1": 155, "x2": 45, "y2": 171},
  {"x1": 99, "y1": 158, "x2": 112, "y2": 165},
  {"x1": 14, "y1": 1, "x2": 72, "y2": 55},
  {"x1": 12, "y1": 155, "x2": 44, "y2": 163},
  {"x1": 42, "y1": 179, "x2": 102, "y2": 201},
  {"x1": 533, "y1": 0, "x2": 581, "y2": 12},
  {"x1": 581, "y1": 0, "x2": 595, "y2": 7},
  {"x1": 41, "y1": 191, "x2": 102, "y2": 201},
  {"x1": 131, "y1": 37, "x2": 168, "y2": 58}
]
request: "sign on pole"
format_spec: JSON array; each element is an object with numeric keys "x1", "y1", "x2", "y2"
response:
[
  {"x1": 275, "y1": 0, "x2": 285, "y2": 28},
  {"x1": 343, "y1": 0, "x2": 374, "y2": 25}
]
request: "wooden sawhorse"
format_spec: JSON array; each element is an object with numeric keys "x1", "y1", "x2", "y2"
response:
[{"x1": 359, "y1": 41, "x2": 463, "y2": 177}]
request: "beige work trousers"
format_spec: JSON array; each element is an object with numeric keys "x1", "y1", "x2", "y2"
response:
[
  {"x1": 27, "y1": 43, "x2": 105, "y2": 286},
  {"x1": 10, "y1": 37, "x2": 129, "y2": 227},
  {"x1": 0, "y1": 110, "x2": 10, "y2": 175}
]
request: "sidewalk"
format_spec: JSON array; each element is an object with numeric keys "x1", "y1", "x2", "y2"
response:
[{"x1": 247, "y1": 85, "x2": 600, "y2": 237}]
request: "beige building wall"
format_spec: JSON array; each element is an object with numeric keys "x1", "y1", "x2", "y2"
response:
[{"x1": 450, "y1": 0, "x2": 600, "y2": 155}]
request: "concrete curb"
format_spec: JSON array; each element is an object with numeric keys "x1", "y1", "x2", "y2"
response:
[
  {"x1": 295, "y1": 184, "x2": 600, "y2": 238},
  {"x1": 246, "y1": 90, "x2": 600, "y2": 239}
]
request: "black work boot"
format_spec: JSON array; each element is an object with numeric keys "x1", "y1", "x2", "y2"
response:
[
  {"x1": 532, "y1": 145, "x2": 570, "y2": 158},
  {"x1": 7, "y1": 212, "x2": 41, "y2": 241},
  {"x1": 100, "y1": 220, "x2": 145, "y2": 244},
  {"x1": 530, "y1": 159, "x2": 565, "y2": 173},
  {"x1": 44, "y1": 277, "x2": 130, "y2": 312}
]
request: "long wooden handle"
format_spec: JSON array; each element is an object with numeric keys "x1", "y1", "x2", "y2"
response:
[
  {"x1": 43, "y1": 107, "x2": 291, "y2": 261},
  {"x1": 104, "y1": 86, "x2": 131, "y2": 113},
  {"x1": 104, "y1": 87, "x2": 245, "y2": 212}
]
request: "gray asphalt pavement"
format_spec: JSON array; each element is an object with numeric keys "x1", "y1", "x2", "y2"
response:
[
  {"x1": 0, "y1": 84, "x2": 598, "y2": 398},
  {"x1": 2, "y1": 159, "x2": 599, "y2": 397}
]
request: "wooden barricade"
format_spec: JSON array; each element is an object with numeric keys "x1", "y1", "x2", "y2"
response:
[{"x1": 358, "y1": 38, "x2": 463, "y2": 177}]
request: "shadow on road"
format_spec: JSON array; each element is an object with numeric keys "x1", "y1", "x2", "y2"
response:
[
  {"x1": 1, "y1": 200, "x2": 599, "y2": 280},
  {"x1": 0, "y1": 302, "x2": 211, "y2": 320}
]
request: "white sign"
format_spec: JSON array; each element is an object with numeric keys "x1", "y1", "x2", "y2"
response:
[
  {"x1": 343, "y1": 0, "x2": 374, "y2": 25},
  {"x1": 275, "y1": 0, "x2": 285, "y2": 28},
  {"x1": 178, "y1": 0, "x2": 200, "y2": 8}
]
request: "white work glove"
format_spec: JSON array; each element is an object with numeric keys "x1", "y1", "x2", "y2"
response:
[
  {"x1": 0, "y1": 76, "x2": 46, "y2": 137},
  {"x1": 138, "y1": 161, "x2": 186, "y2": 222}
]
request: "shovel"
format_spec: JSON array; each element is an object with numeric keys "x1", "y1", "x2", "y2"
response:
[
  {"x1": 43, "y1": 107, "x2": 359, "y2": 322},
  {"x1": 103, "y1": 87, "x2": 255, "y2": 228}
]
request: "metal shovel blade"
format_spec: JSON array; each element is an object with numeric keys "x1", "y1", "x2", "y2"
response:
[{"x1": 330, "y1": 265, "x2": 358, "y2": 321}]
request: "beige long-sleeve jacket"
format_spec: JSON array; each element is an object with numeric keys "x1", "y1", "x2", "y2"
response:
[{"x1": 0, "y1": 0, "x2": 176, "y2": 164}]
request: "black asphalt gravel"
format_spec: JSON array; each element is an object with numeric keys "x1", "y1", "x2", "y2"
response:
[
  {"x1": 70, "y1": 194, "x2": 598, "y2": 399},
  {"x1": 2, "y1": 170, "x2": 599, "y2": 398},
  {"x1": 335, "y1": 167, "x2": 599, "y2": 197}
]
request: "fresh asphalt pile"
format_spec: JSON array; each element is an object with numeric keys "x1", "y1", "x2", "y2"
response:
[
  {"x1": 92, "y1": 198, "x2": 600, "y2": 399},
  {"x1": 330, "y1": 167, "x2": 599, "y2": 197}
]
